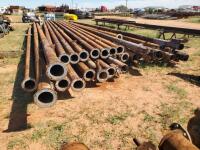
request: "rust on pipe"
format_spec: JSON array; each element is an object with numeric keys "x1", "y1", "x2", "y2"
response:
[
  {"x1": 67, "y1": 64, "x2": 86, "y2": 92},
  {"x1": 43, "y1": 22, "x2": 53, "y2": 45},
  {"x1": 47, "y1": 21, "x2": 80, "y2": 64},
  {"x1": 34, "y1": 55, "x2": 57, "y2": 108},
  {"x1": 68, "y1": 23, "x2": 112, "y2": 58},
  {"x1": 96, "y1": 60, "x2": 109, "y2": 82},
  {"x1": 49, "y1": 21, "x2": 89, "y2": 62},
  {"x1": 85, "y1": 58, "x2": 97, "y2": 69},
  {"x1": 106, "y1": 57, "x2": 129, "y2": 73},
  {"x1": 55, "y1": 77, "x2": 71, "y2": 92},
  {"x1": 36, "y1": 23, "x2": 67, "y2": 81},
  {"x1": 117, "y1": 52, "x2": 130, "y2": 62},
  {"x1": 98, "y1": 59, "x2": 116, "y2": 78},
  {"x1": 21, "y1": 26, "x2": 37, "y2": 92},
  {"x1": 55, "y1": 22, "x2": 100, "y2": 59},
  {"x1": 74, "y1": 62, "x2": 96, "y2": 81},
  {"x1": 70, "y1": 22, "x2": 125, "y2": 54},
  {"x1": 74, "y1": 21, "x2": 184, "y2": 50},
  {"x1": 33, "y1": 23, "x2": 40, "y2": 85},
  {"x1": 45, "y1": 22, "x2": 71, "y2": 64}
]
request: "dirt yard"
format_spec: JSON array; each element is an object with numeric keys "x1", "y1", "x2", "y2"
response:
[
  {"x1": 0, "y1": 18, "x2": 200, "y2": 150},
  {"x1": 95, "y1": 16, "x2": 200, "y2": 30}
]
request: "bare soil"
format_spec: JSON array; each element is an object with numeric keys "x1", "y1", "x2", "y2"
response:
[{"x1": 95, "y1": 16, "x2": 200, "y2": 30}]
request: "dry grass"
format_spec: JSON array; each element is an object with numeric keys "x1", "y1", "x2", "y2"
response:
[
  {"x1": 0, "y1": 23, "x2": 30, "y2": 52},
  {"x1": 0, "y1": 19, "x2": 200, "y2": 150}
]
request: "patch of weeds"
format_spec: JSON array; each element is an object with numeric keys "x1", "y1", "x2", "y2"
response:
[
  {"x1": 145, "y1": 128, "x2": 158, "y2": 143},
  {"x1": 7, "y1": 138, "x2": 29, "y2": 150},
  {"x1": 44, "y1": 123, "x2": 67, "y2": 150},
  {"x1": 31, "y1": 122, "x2": 68, "y2": 150},
  {"x1": 143, "y1": 112, "x2": 155, "y2": 122},
  {"x1": 31, "y1": 128, "x2": 47, "y2": 141},
  {"x1": 103, "y1": 130, "x2": 113, "y2": 140},
  {"x1": 107, "y1": 112, "x2": 130, "y2": 125},
  {"x1": 166, "y1": 84, "x2": 187, "y2": 99},
  {"x1": 157, "y1": 101, "x2": 192, "y2": 130}
]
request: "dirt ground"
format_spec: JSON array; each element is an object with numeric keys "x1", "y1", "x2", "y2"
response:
[
  {"x1": 95, "y1": 16, "x2": 200, "y2": 30},
  {"x1": 0, "y1": 18, "x2": 200, "y2": 150}
]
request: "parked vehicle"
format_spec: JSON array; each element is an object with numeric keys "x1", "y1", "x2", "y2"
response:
[
  {"x1": 22, "y1": 12, "x2": 39, "y2": 23},
  {"x1": 0, "y1": 15, "x2": 12, "y2": 38},
  {"x1": 44, "y1": 13, "x2": 55, "y2": 21}
]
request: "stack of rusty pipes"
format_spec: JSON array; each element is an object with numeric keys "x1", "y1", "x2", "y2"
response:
[
  {"x1": 21, "y1": 21, "x2": 129, "y2": 108},
  {"x1": 71, "y1": 21, "x2": 189, "y2": 63}
]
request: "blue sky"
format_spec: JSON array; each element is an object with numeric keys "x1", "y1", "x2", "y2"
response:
[{"x1": 0, "y1": 0, "x2": 199, "y2": 9}]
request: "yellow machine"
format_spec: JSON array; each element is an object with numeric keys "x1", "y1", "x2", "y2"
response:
[{"x1": 63, "y1": 13, "x2": 78, "y2": 21}]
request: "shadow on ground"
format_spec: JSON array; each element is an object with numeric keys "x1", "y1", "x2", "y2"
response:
[
  {"x1": 187, "y1": 108, "x2": 200, "y2": 148},
  {"x1": 168, "y1": 72, "x2": 200, "y2": 87},
  {"x1": 4, "y1": 48, "x2": 33, "y2": 132}
]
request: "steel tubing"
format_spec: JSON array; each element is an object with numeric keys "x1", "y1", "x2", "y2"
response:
[
  {"x1": 67, "y1": 64, "x2": 86, "y2": 92},
  {"x1": 36, "y1": 23, "x2": 67, "y2": 81},
  {"x1": 60, "y1": 22, "x2": 106, "y2": 59},
  {"x1": 67, "y1": 23, "x2": 111, "y2": 59},
  {"x1": 21, "y1": 26, "x2": 37, "y2": 92},
  {"x1": 33, "y1": 23, "x2": 40, "y2": 86},
  {"x1": 75, "y1": 21, "x2": 184, "y2": 50},
  {"x1": 106, "y1": 57, "x2": 129, "y2": 73},
  {"x1": 49, "y1": 21, "x2": 89, "y2": 62},
  {"x1": 117, "y1": 52, "x2": 130, "y2": 62},
  {"x1": 47, "y1": 21, "x2": 79, "y2": 64},
  {"x1": 96, "y1": 60, "x2": 109, "y2": 83},
  {"x1": 98, "y1": 59, "x2": 116, "y2": 78},
  {"x1": 85, "y1": 58, "x2": 97, "y2": 69},
  {"x1": 74, "y1": 62, "x2": 96, "y2": 81},
  {"x1": 45, "y1": 22, "x2": 71, "y2": 64},
  {"x1": 34, "y1": 55, "x2": 57, "y2": 108},
  {"x1": 43, "y1": 22, "x2": 53, "y2": 45},
  {"x1": 55, "y1": 22, "x2": 100, "y2": 59},
  {"x1": 68, "y1": 22, "x2": 154, "y2": 56},
  {"x1": 55, "y1": 77, "x2": 71, "y2": 92},
  {"x1": 70, "y1": 22, "x2": 125, "y2": 54}
]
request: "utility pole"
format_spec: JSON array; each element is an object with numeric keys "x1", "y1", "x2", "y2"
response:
[{"x1": 126, "y1": 0, "x2": 128, "y2": 8}]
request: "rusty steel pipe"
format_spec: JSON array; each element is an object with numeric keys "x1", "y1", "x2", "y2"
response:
[
  {"x1": 67, "y1": 64, "x2": 86, "y2": 92},
  {"x1": 106, "y1": 57, "x2": 129, "y2": 73},
  {"x1": 72, "y1": 23, "x2": 163, "y2": 58},
  {"x1": 45, "y1": 22, "x2": 71, "y2": 64},
  {"x1": 74, "y1": 21, "x2": 184, "y2": 50},
  {"x1": 49, "y1": 21, "x2": 89, "y2": 62},
  {"x1": 43, "y1": 22, "x2": 53, "y2": 45},
  {"x1": 67, "y1": 23, "x2": 110, "y2": 59},
  {"x1": 70, "y1": 22, "x2": 125, "y2": 54},
  {"x1": 47, "y1": 21, "x2": 80, "y2": 64},
  {"x1": 21, "y1": 26, "x2": 37, "y2": 92},
  {"x1": 96, "y1": 60, "x2": 109, "y2": 82},
  {"x1": 55, "y1": 77, "x2": 71, "y2": 92},
  {"x1": 34, "y1": 55, "x2": 57, "y2": 108},
  {"x1": 117, "y1": 52, "x2": 130, "y2": 62},
  {"x1": 33, "y1": 23, "x2": 40, "y2": 86},
  {"x1": 85, "y1": 58, "x2": 97, "y2": 69},
  {"x1": 36, "y1": 23, "x2": 67, "y2": 81},
  {"x1": 55, "y1": 22, "x2": 100, "y2": 59},
  {"x1": 74, "y1": 62, "x2": 96, "y2": 82},
  {"x1": 98, "y1": 59, "x2": 116, "y2": 78},
  {"x1": 61, "y1": 22, "x2": 104, "y2": 56},
  {"x1": 71, "y1": 22, "x2": 119, "y2": 55}
]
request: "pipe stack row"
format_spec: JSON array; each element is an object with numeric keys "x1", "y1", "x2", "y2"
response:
[
  {"x1": 72, "y1": 21, "x2": 189, "y2": 64},
  {"x1": 21, "y1": 21, "x2": 129, "y2": 108}
]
